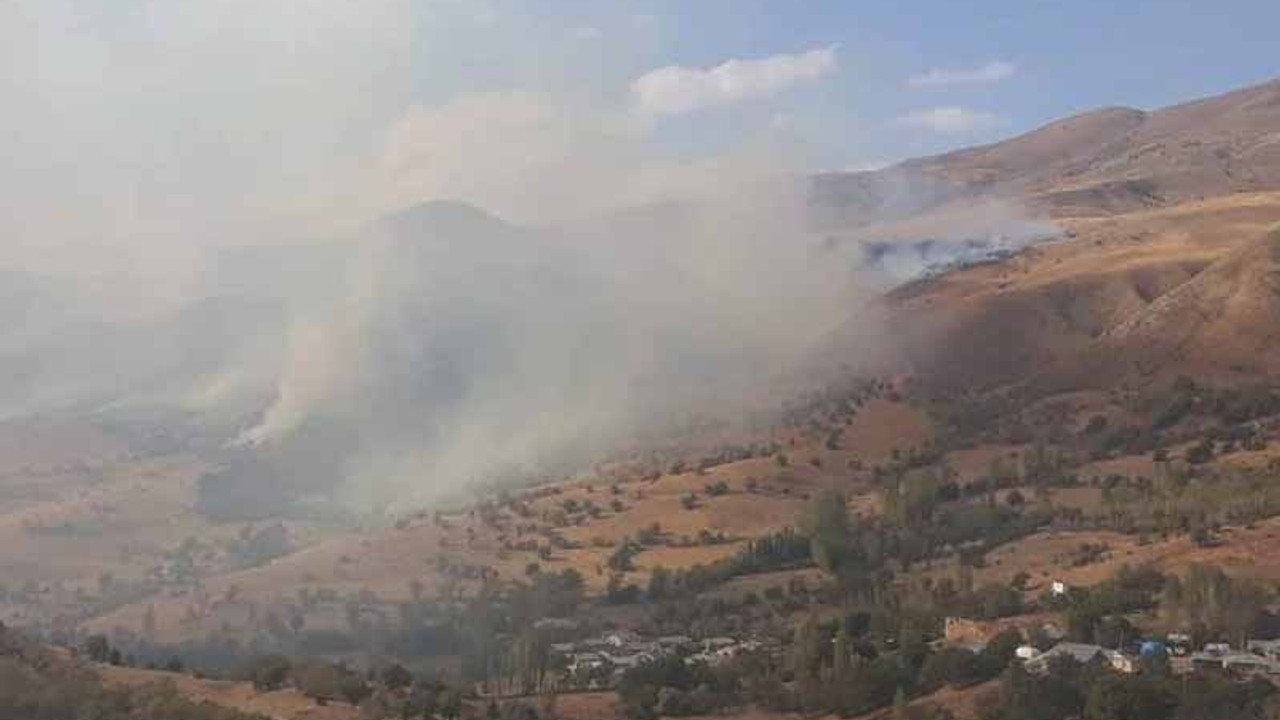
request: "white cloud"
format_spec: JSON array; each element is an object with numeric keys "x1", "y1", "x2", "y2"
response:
[
  {"x1": 376, "y1": 88, "x2": 816, "y2": 224},
  {"x1": 907, "y1": 60, "x2": 1016, "y2": 89},
  {"x1": 570, "y1": 26, "x2": 601, "y2": 40},
  {"x1": 631, "y1": 45, "x2": 837, "y2": 117},
  {"x1": 0, "y1": 0, "x2": 412, "y2": 288},
  {"x1": 898, "y1": 106, "x2": 1005, "y2": 134}
]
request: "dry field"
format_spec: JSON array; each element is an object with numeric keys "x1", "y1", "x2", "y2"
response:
[
  {"x1": 98, "y1": 664, "x2": 360, "y2": 720},
  {"x1": 680, "y1": 678, "x2": 997, "y2": 720},
  {"x1": 545, "y1": 691, "x2": 619, "y2": 720},
  {"x1": 83, "y1": 391, "x2": 914, "y2": 642},
  {"x1": 913, "y1": 514, "x2": 1280, "y2": 598}
]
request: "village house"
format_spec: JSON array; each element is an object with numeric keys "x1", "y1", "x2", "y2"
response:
[
  {"x1": 1104, "y1": 649, "x2": 1137, "y2": 674},
  {"x1": 552, "y1": 631, "x2": 754, "y2": 688},
  {"x1": 603, "y1": 630, "x2": 641, "y2": 648},
  {"x1": 1023, "y1": 642, "x2": 1135, "y2": 675},
  {"x1": 1247, "y1": 639, "x2": 1280, "y2": 661},
  {"x1": 567, "y1": 651, "x2": 608, "y2": 672},
  {"x1": 1222, "y1": 652, "x2": 1280, "y2": 676},
  {"x1": 690, "y1": 638, "x2": 761, "y2": 666},
  {"x1": 1190, "y1": 650, "x2": 1280, "y2": 676},
  {"x1": 657, "y1": 635, "x2": 691, "y2": 650}
]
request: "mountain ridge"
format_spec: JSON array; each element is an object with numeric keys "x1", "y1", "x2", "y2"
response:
[{"x1": 814, "y1": 76, "x2": 1280, "y2": 226}]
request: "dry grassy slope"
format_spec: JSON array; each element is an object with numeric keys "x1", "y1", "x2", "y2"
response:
[
  {"x1": 0, "y1": 416, "x2": 127, "y2": 474},
  {"x1": 97, "y1": 664, "x2": 359, "y2": 720},
  {"x1": 676, "y1": 678, "x2": 996, "y2": 720},
  {"x1": 890, "y1": 192, "x2": 1280, "y2": 390},
  {"x1": 0, "y1": 454, "x2": 211, "y2": 583},
  {"x1": 911, "y1": 514, "x2": 1280, "y2": 602},
  {"x1": 1094, "y1": 224, "x2": 1280, "y2": 379},
  {"x1": 826, "y1": 79, "x2": 1280, "y2": 392},
  {"x1": 0, "y1": 431, "x2": 344, "y2": 632},
  {"x1": 1029, "y1": 79, "x2": 1280, "y2": 215},
  {"x1": 85, "y1": 399, "x2": 933, "y2": 643},
  {"x1": 0, "y1": 419, "x2": 248, "y2": 627}
]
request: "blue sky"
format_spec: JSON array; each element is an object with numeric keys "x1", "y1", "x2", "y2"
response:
[
  {"x1": 4, "y1": 0, "x2": 1278, "y2": 244},
  {"x1": 414, "y1": 0, "x2": 1280, "y2": 170}
]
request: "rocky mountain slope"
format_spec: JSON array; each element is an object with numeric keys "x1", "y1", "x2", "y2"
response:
[{"x1": 816, "y1": 77, "x2": 1280, "y2": 393}]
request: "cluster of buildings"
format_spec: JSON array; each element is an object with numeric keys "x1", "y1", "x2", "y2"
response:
[
  {"x1": 552, "y1": 631, "x2": 761, "y2": 688},
  {"x1": 943, "y1": 605, "x2": 1280, "y2": 679},
  {"x1": 1017, "y1": 637, "x2": 1280, "y2": 677},
  {"x1": 1187, "y1": 639, "x2": 1280, "y2": 676}
]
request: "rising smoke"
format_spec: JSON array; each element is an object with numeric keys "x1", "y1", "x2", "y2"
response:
[
  {"x1": 229, "y1": 181, "x2": 876, "y2": 512},
  {"x1": 0, "y1": 0, "x2": 1052, "y2": 515}
]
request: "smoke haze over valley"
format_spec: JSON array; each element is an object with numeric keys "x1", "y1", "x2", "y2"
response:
[{"x1": 0, "y1": 0, "x2": 1067, "y2": 516}]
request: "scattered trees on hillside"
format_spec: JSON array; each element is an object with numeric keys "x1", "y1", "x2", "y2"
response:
[
  {"x1": 0, "y1": 626, "x2": 269, "y2": 720},
  {"x1": 1161, "y1": 564, "x2": 1270, "y2": 647},
  {"x1": 806, "y1": 490, "x2": 853, "y2": 573}
]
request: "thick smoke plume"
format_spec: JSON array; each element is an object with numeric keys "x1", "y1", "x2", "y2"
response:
[
  {"x1": 234, "y1": 183, "x2": 875, "y2": 511},
  {"x1": 0, "y1": 0, "x2": 1052, "y2": 515}
]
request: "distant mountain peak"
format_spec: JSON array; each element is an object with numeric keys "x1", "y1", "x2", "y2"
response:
[{"x1": 382, "y1": 200, "x2": 510, "y2": 239}]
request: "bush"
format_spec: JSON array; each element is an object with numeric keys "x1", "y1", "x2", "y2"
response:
[
  {"x1": 1187, "y1": 438, "x2": 1215, "y2": 465},
  {"x1": 293, "y1": 662, "x2": 346, "y2": 704},
  {"x1": 381, "y1": 662, "x2": 413, "y2": 691},
  {"x1": 245, "y1": 654, "x2": 291, "y2": 691}
]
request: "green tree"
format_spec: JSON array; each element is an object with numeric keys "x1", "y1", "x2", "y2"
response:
[
  {"x1": 807, "y1": 490, "x2": 852, "y2": 573},
  {"x1": 381, "y1": 662, "x2": 413, "y2": 691},
  {"x1": 84, "y1": 635, "x2": 111, "y2": 664},
  {"x1": 892, "y1": 687, "x2": 909, "y2": 720},
  {"x1": 647, "y1": 566, "x2": 672, "y2": 600},
  {"x1": 294, "y1": 662, "x2": 344, "y2": 705},
  {"x1": 246, "y1": 654, "x2": 291, "y2": 691}
]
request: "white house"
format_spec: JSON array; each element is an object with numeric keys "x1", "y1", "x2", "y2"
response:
[
  {"x1": 604, "y1": 630, "x2": 641, "y2": 648},
  {"x1": 1024, "y1": 643, "x2": 1133, "y2": 674},
  {"x1": 1103, "y1": 649, "x2": 1137, "y2": 674}
]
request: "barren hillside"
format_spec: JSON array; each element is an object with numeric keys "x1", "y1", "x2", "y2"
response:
[
  {"x1": 890, "y1": 193, "x2": 1280, "y2": 391},
  {"x1": 816, "y1": 78, "x2": 1280, "y2": 224}
]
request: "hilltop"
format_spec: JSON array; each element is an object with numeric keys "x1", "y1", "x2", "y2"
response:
[{"x1": 816, "y1": 78, "x2": 1280, "y2": 223}]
